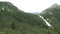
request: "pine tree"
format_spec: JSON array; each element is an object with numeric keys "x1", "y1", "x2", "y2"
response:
[{"x1": 11, "y1": 21, "x2": 16, "y2": 30}]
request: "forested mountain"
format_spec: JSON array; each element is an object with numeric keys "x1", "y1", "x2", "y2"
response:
[
  {"x1": 0, "y1": 2, "x2": 57, "y2": 34},
  {"x1": 40, "y1": 4, "x2": 60, "y2": 34}
]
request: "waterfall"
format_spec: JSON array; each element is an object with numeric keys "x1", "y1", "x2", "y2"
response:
[{"x1": 39, "y1": 15, "x2": 53, "y2": 29}]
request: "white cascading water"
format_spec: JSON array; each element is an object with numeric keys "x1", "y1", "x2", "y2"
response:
[{"x1": 39, "y1": 15, "x2": 53, "y2": 29}]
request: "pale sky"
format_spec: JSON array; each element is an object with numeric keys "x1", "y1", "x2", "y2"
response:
[{"x1": 0, "y1": 0, "x2": 60, "y2": 13}]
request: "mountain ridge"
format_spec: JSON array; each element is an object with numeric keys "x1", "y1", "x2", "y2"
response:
[{"x1": 0, "y1": 2, "x2": 57, "y2": 34}]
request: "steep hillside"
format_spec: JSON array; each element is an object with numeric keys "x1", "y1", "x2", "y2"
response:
[
  {"x1": 40, "y1": 4, "x2": 60, "y2": 34},
  {"x1": 0, "y1": 2, "x2": 56, "y2": 34}
]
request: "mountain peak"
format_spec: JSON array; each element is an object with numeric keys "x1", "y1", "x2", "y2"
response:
[
  {"x1": 0, "y1": 2, "x2": 21, "y2": 11},
  {"x1": 51, "y1": 3, "x2": 59, "y2": 8},
  {"x1": 52, "y1": 4, "x2": 58, "y2": 6},
  {"x1": 0, "y1": 2, "x2": 12, "y2": 6},
  {"x1": 0, "y1": 2, "x2": 13, "y2": 8}
]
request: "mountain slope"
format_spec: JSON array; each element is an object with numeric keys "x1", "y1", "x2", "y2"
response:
[
  {"x1": 40, "y1": 4, "x2": 60, "y2": 34},
  {"x1": 0, "y1": 2, "x2": 56, "y2": 34}
]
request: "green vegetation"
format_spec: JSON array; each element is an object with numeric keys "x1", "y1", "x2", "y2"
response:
[
  {"x1": 0, "y1": 2, "x2": 59, "y2": 34},
  {"x1": 40, "y1": 4, "x2": 60, "y2": 34}
]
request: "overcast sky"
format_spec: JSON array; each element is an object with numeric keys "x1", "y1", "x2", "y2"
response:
[{"x1": 0, "y1": 0, "x2": 60, "y2": 13}]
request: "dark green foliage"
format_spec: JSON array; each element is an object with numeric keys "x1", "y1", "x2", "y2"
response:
[
  {"x1": 0, "y1": 2, "x2": 57, "y2": 34},
  {"x1": 47, "y1": 30, "x2": 52, "y2": 34},
  {"x1": 11, "y1": 21, "x2": 16, "y2": 30},
  {"x1": 40, "y1": 4, "x2": 60, "y2": 34},
  {"x1": 58, "y1": 32, "x2": 60, "y2": 34}
]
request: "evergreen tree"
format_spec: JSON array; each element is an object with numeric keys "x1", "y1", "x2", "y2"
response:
[{"x1": 11, "y1": 21, "x2": 16, "y2": 30}]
